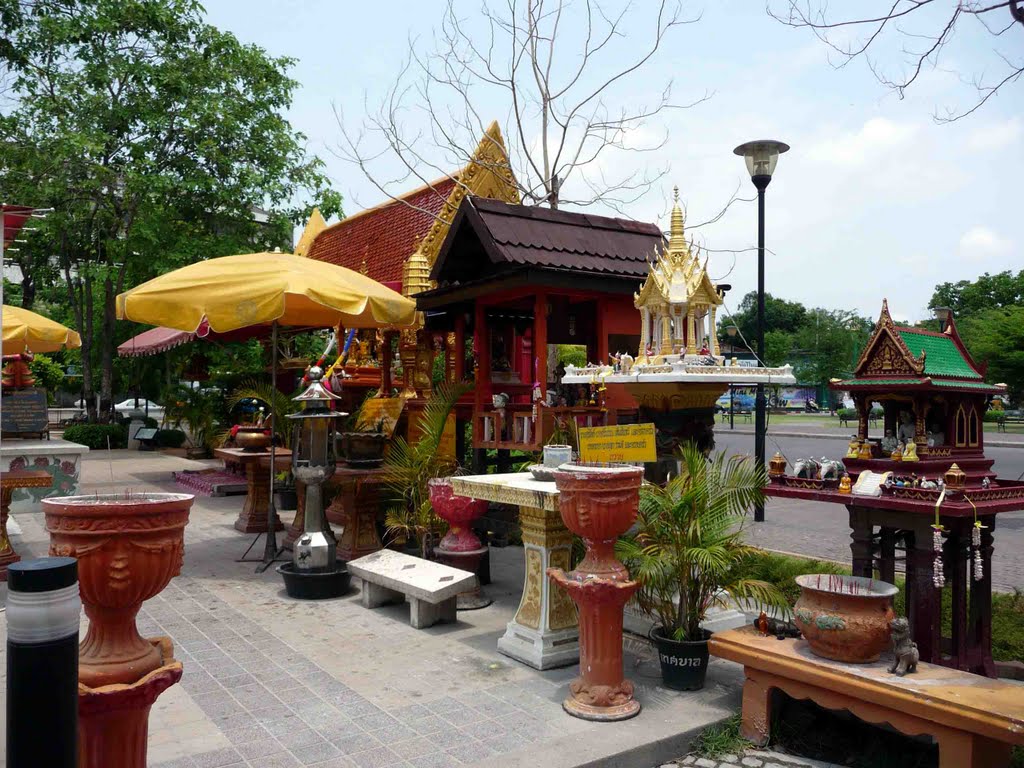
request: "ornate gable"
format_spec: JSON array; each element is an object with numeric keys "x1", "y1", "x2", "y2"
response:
[{"x1": 853, "y1": 299, "x2": 926, "y2": 377}]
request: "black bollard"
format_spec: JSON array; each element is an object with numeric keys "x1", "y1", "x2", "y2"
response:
[{"x1": 6, "y1": 557, "x2": 80, "y2": 768}]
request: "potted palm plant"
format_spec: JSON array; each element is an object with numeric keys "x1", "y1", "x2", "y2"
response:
[
  {"x1": 382, "y1": 382, "x2": 469, "y2": 556},
  {"x1": 617, "y1": 443, "x2": 787, "y2": 691}
]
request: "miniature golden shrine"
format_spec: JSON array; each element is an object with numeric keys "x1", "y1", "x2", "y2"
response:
[{"x1": 634, "y1": 188, "x2": 723, "y2": 361}]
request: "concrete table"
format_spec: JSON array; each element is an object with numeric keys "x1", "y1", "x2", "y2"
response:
[
  {"x1": 451, "y1": 472, "x2": 579, "y2": 669},
  {"x1": 0, "y1": 469, "x2": 52, "y2": 580},
  {"x1": 214, "y1": 448, "x2": 283, "y2": 534}
]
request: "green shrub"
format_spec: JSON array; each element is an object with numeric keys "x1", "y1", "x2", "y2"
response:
[
  {"x1": 837, "y1": 408, "x2": 857, "y2": 421},
  {"x1": 154, "y1": 428, "x2": 187, "y2": 448},
  {"x1": 62, "y1": 423, "x2": 128, "y2": 449},
  {"x1": 141, "y1": 415, "x2": 159, "y2": 429},
  {"x1": 985, "y1": 410, "x2": 1005, "y2": 423},
  {"x1": 992, "y1": 590, "x2": 1024, "y2": 663},
  {"x1": 869, "y1": 406, "x2": 883, "y2": 418}
]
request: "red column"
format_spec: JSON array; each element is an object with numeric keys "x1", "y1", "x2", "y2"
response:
[
  {"x1": 596, "y1": 303, "x2": 608, "y2": 366},
  {"x1": 454, "y1": 312, "x2": 466, "y2": 383},
  {"x1": 474, "y1": 301, "x2": 490, "y2": 412},
  {"x1": 534, "y1": 291, "x2": 547, "y2": 400}
]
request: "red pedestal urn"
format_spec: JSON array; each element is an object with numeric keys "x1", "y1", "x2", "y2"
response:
[
  {"x1": 430, "y1": 477, "x2": 491, "y2": 609},
  {"x1": 548, "y1": 464, "x2": 643, "y2": 721},
  {"x1": 43, "y1": 492, "x2": 193, "y2": 768}
]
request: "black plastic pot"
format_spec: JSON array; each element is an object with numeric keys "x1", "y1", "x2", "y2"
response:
[
  {"x1": 650, "y1": 626, "x2": 711, "y2": 691},
  {"x1": 337, "y1": 432, "x2": 387, "y2": 468},
  {"x1": 273, "y1": 488, "x2": 298, "y2": 511},
  {"x1": 277, "y1": 562, "x2": 351, "y2": 600}
]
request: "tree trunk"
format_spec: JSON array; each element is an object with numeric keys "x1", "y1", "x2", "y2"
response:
[{"x1": 99, "y1": 271, "x2": 115, "y2": 420}]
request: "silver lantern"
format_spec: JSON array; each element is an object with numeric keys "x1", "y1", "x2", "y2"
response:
[{"x1": 288, "y1": 365, "x2": 345, "y2": 573}]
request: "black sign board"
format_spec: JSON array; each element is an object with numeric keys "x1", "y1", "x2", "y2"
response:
[{"x1": 2, "y1": 388, "x2": 49, "y2": 434}]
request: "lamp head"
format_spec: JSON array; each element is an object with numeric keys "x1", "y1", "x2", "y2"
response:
[{"x1": 733, "y1": 140, "x2": 790, "y2": 188}]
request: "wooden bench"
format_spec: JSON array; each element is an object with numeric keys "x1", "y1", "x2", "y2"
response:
[
  {"x1": 710, "y1": 627, "x2": 1024, "y2": 768},
  {"x1": 347, "y1": 549, "x2": 477, "y2": 629},
  {"x1": 996, "y1": 415, "x2": 1024, "y2": 433}
]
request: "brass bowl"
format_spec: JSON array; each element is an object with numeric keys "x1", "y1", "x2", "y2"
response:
[{"x1": 235, "y1": 428, "x2": 271, "y2": 452}]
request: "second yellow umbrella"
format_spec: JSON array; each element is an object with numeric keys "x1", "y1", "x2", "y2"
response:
[
  {"x1": 2, "y1": 304, "x2": 82, "y2": 356},
  {"x1": 115, "y1": 251, "x2": 415, "y2": 332}
]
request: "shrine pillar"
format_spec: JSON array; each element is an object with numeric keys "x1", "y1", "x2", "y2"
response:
[
  {"x1": 596, "y1": 305, "x2": 608, "y2": 366},
  {"x1": 686, "y1": 310, "x2": 698, "y2": 355},
  {"x1": 639, "y1": 308, "x2": 650, "y2": 357},
  {"x1": 709, "y1": 305, "x2": 719, "y2": 356},
  {"x1": 660, "y1": 315, "x2": 672, "y2": 356},
  {"x1": 474, "y1": 302, "x2": 491, "y2": 413},
  {"x1": 534, "y1": 292, "x2": 548, "y2": 401},
  {"x1": 379, "y1": 332, "x2": 393, "y2": 397},
  {"x1": 913, "y1": 396, "x2": 931, "y2": 456},
  {"x1": 854, "y1": 395, "x2": 870, "y2": 440},
  {"x1": 671, "y1": 307, "x2": 685, "y2": 351}
]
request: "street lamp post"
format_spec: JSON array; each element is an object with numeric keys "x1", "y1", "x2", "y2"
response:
[
  {"x1": 733, "y1": 140, "x2": 789, "y2": 522},
  {"x1": 726, "y1": 325, "x2": 739, "y2": 430}
]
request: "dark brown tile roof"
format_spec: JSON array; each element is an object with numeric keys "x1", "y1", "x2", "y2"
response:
[
  {"x1": 306, "y1": 178, "x2": 457, "y2": 284},
  {"x1": 433, "y1": 198, "x2": 662, "y2": 282}
]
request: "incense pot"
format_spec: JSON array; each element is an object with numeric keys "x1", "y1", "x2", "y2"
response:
[{"x1": 793, "y1": 574, "x2": 897, "y2": 663}]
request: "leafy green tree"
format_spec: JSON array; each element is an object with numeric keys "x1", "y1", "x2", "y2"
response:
[
  {"x1": 930, "y1": 271, "x2": 1024, "y2": 318},
  {"x1": 0, "y1": 0, "x2": 340, "y2": 420},
  {"x1": 725, "y1": 292, "x2": 808, "y2": 349},
  {"x1": 792, "y1": 309, "x2": 872, "y2": 407},
  {"x1": 763, "y1": 330, "x2": 792, "y2": 367},
  {"x1": 957, "y1": 307, "x2": 1024, "y2": 404},
  {"x1": 28, "y1": 354, "x2": 66, "y2": 403}
]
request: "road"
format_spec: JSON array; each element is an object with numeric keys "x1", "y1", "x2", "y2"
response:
[{"x1": 710, "y1": 429, "x2": 1024, "y2": 592}]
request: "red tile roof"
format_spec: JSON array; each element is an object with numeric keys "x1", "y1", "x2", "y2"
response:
[{"x1": 306, "y1": 178, "x2": 458, "y2": 284}]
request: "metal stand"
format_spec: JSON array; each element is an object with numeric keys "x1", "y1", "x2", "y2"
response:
[
  {"x1": 236, "y1": 531, "x2": 287, "y2": 568},
  {"x1": 259, "y1": 321, "x2": 281, "y2": 572}
]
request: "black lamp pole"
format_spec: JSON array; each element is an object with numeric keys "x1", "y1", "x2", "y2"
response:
[
  {"x1": 733, "y1": 140, "x2": 789, "y2": 524},
  {"x1": 752, "y1": 174, "x2": 770, "y2": 522}
]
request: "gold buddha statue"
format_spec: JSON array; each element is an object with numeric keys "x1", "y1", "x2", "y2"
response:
[{"x1": 903, "y1": 441, "x2": 919, "y2": 462}]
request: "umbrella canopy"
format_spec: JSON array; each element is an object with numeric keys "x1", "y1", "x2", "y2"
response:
[
  {"x1": 116, "y1": 251, "x2": 416, "y2": 332},
  {"x1": 116, "y1": 322, "x2": 284, "y2": 358},
  {"x1": 2, "y1": 304, "x2": 82, "y2": 355}
]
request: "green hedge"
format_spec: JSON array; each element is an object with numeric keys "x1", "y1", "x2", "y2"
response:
[
  {"x1": 837, "y1": 408, "x2": 857, "y2": 420},
  {"x1": 154, "y1": 428, "x2": 187, "y2": 448},
  {"x1": 62, "y1": 423, "x2": 128, "y2": 449},
  {"x1": 985, "y1": 410, "x2": 1004, "y2": 423}
]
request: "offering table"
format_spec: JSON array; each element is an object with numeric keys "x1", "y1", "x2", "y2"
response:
[
  {"x1": 0, "y1": 469, "x2": 52, "y2": 579},
  {"x1": 710, "y1": 626, "x2": 1024, "y2": 768},
  {"x1": 214, "y1": 447, "x2": 284, "y2": 534},
  {"x1": 451, "y1": 472, "x2": 579, "y2": 669}
]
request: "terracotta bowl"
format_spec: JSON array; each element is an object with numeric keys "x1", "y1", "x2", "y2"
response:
[
  {"x1": 793, "y1": 574, "x2": 898, "y2": 663},
  {"x1": 552, "y1": 464, "x2": 643, "y2": 581},
  {"x1": 43, "y1": 492, "x2": 193, "y2": 687}
]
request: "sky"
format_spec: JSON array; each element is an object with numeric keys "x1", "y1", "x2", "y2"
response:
[{"x1": 203, "y1": 0, "x2": 1022, "y2": 324}]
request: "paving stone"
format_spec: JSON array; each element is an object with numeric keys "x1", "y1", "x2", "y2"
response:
[
  {"x1": 256, "y1": 753, "x2": 301, "y2": 768},
  {"x1": 445, "y1": 741, "x2": 496, "y2": 764},
  {"x1": 389, "y1": 736, "x2": 434, "y2": 760},
  {"x1": 695, "y1": 759, "x2": 718, "y2": 768},
  {"x1": 346, "y1": 746, "x2": 402, "y2": 768},
  {"x1": 722, "y1": 757, "x2": 740, "y2": 764},
  {"x1": 406, "y1": 715, "x2": 447, "y2": 735},
  {"x1": 235, "y1": 738, "x2": 286, "y2": 760},
  {"x1": 153, "y1": 759, "x2": 197, "y2": 768},
  {"x1": 291, "y1": 740, "x2": 342, "y2": 766},
  {"x1": 192, "y1": 748, "x2": 244, "y2": 768},
  {"x1": 278, "y1": 727, "x2": 328, "y2": 751},
  {"x1": 742, "y1": 759, "x2": 763, "y2": 767},
  {"x1": 351, "y1": 711, "x2": 401, "y2": 732},
  {"x1": 331, "y1": 732, "x2": 383, "y2": 755}
]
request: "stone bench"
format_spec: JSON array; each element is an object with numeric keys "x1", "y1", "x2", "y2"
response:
[
  {"x1": 347, "y1": 549, "x2": 477, "y2": 629},
  {"x1": 710, "y1": 626, "x2": 1024, "y2": 768}
]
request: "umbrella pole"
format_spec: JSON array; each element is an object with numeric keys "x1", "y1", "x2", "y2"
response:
[{"x1": 258, "y1": 320, "x2": 281, "y2": 572}]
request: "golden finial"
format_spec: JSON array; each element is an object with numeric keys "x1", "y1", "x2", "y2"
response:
[{"x1": 668, "y1": 185, "x2": 686, "y2": 253}]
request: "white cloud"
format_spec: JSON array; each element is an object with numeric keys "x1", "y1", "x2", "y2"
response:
[
  {"x1": 958, "y1": 226, "x2": 1013, "y2": 260},
  {"x1": 966, "y1": 118, "x2": 1022, "y2": 152},
  {"x1": 805, "y1": 118, "x2": 918, "y2": 168}
]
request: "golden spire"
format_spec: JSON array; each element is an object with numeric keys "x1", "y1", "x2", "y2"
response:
[
  {"x1": 294, "y1": 206, "x2": 327, "y2": 257},
  {"x1": 668, "y1": 186, "x2": 686, "y2": 254}
]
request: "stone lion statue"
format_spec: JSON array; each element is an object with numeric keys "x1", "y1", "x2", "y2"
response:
[{"x1": 888, "y1": 617, "x2": 919, "y2": 677}]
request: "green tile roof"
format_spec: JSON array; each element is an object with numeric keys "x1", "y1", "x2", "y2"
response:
[
  {"x1": 834, "y1": 379, "x2": 923, "y2": 387},
  {"x1": 897, "y1": 330, "x2": 981, "y2": 379},
  {"x1": 931, "y1": 380, "x2": 999, "y2": 390}
]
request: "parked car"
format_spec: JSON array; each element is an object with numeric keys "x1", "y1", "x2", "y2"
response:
[{"x1": 114, "y1": 398, "x2": 164, "y2": 415}]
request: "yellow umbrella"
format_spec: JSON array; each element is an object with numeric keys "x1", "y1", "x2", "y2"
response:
[
  {"x1": 116, "y1": 251, "x2": 415, "y2": 332},
  {"x1": 2, "y1": 304, "x2": 82, "y2": 355}
]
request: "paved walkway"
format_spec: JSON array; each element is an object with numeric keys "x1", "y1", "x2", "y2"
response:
[
  {"x1": 660, "y1": 752, "x2": 841, "y2": 768},
  {"x1": 0, "y1": 450, "x2": 741, "y2": 768}
]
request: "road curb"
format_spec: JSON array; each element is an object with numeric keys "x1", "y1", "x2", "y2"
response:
[{"x1": 722, "y1": 428, "x2": 1024, "y2": 449}]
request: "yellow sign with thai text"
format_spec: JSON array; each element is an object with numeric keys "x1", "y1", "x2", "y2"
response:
[
  {"x1": 578, "y1": 423, "x2": 656, "y2": 464},
  {"x1": 356, "y1": 398, "x2": 404, "y2": 438},
  {"x1": 438, "y1": 413, "x2": 457, "y2": 460}
]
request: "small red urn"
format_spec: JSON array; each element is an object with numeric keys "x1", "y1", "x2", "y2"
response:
[
  {"x1": 548, "y1": 464, "x2": 643, "y2": 721},
  {"x1": 430, "y1": 477, "x2": 490, "y2": 609}
]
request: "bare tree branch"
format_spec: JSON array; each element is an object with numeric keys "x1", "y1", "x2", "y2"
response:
[
  {"x1": 335, "y1": 0, "x2": 708, "y2": 216},
  {"x1": 768, "y1": 0, "x2": 1024, "y2": 122}
]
